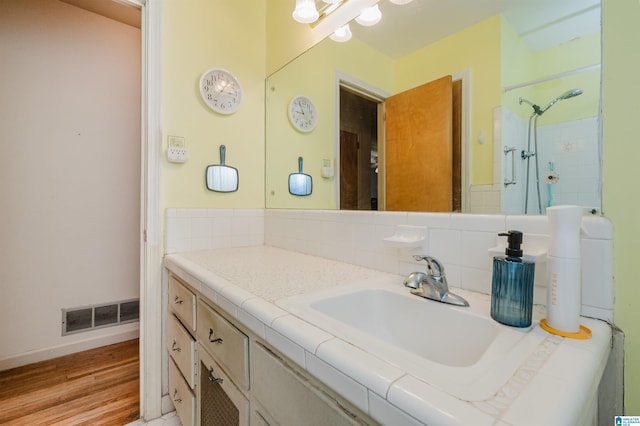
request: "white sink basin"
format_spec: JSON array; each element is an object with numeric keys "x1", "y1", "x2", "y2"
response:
[
  {"x1": 277, "y1": 276, "x2": 546, "y2": 401},
  {"x1": 309, "y1": 287, "x2": 497, "y2": 367}
]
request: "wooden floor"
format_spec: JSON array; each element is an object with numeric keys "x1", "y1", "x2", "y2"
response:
[{"x1": 0, "y1": 339, "x2": 140, "y2": 426}]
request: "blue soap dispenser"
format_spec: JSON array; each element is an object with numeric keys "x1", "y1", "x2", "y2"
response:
[{"x1": 490, "y1": 230, "x2": 535, "y2": 327}]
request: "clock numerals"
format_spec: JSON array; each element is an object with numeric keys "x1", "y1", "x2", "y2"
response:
[
  {"x1": 199, "y1": 68, "x2": 242, "y2": 114},
  {"x1": 289, "y1": 96, "x2": 317, "y2": 132}
]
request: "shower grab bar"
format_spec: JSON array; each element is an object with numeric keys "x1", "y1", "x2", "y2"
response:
[{"x1": 504, "y1": 146, "x2": 517, "y2": 187}]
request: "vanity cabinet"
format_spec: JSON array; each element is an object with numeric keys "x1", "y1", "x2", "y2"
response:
[{"x1": 166, "y1": 272, "x2": 376, "y2": 426}]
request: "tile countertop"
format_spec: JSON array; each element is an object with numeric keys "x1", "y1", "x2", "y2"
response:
[{"x1": 164, "y1": 246, "x2": 612, "y2": 426}]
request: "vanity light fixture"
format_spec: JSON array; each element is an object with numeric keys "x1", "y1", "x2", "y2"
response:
[
  {"x1": 293, "y1": 0, "x2": 410, "y2": 43},
  {"x1": 355, "y1": 4, "x2": 381, "y2": 26},
  {"x1": 330, "y1": 24, "x2": 352, "y2": 42},
  {"x1": 292, "y1": 0, "x2": 319, "y2": 23}
]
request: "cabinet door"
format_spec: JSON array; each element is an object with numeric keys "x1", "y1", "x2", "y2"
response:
[
  {"x1": 197, "y1": 300, "x2": 249, "y2": 390},
  {"x1": 198, "y1": 343, "x2": 249, "y2": 426},
  {"x1": 251, "y1": 341, "x2": 371, "y2": 426}
]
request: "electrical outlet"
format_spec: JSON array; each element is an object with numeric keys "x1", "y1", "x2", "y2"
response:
[{"x1": 167, "y1": 147, "x2": 188, "y2": 163}]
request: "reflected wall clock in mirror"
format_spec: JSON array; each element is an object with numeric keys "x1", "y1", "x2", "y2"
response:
[
  {"x1": 288, "y1": 95, "x2": 317, "y2": 132},
  {"x1": 199, "y1": 68, "x2": 242, "y2": 114}
]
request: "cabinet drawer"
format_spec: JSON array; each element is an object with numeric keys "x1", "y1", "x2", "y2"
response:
[
  {"x1": 196, "y1": 299, "x2": 249, "y2": 390},
  {"x1": 169, "y1": 357, "x2": 196, "y2": 426},
  {"x1": 169, "y1": 275, "x2": 196, "y2": 331},
  {"x1": 167, "y1": 314, "x2": 197, "y2": 389},
  {"x1": 198, "y1": 343, "x2": 249, "y2": 426}
]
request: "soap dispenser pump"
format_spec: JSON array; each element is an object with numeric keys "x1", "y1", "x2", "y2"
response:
[{"x1": 490, "y1": 230, "x2": 535, "y2": 327}]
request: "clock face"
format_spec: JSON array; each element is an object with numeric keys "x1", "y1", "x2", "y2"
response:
[
  {"x1": 288, "y1": 95, "x2": 317, "y2": 132},
  {"x1": 199, "y1": 68, "x2": 242, "y2": 114}
]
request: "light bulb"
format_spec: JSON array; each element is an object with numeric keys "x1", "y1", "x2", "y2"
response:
[
  {"x1": 330, "y1": 24, "x2": 352, "y2": 42},
  {"x1": 355, "y1": 4, "x2": 381, "y2": 26},
  {"x1": 292, "y1": 0, "x2": 319, "y2": 24}
]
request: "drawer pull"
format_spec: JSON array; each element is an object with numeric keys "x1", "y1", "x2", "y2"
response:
[
  {"x1": 208, "y1": 328, "x2": 223, "y2": 344},
  {"x1": 208, "y1": 367, "x2": 224, "y2": 384},
  {"x1": 172, "y1": 389, "x2": 182, "y2": 404},
  {"x1": 171, "y1": 340, "x2": 182, "y2": 352},
  {"x1": 174, "y1": 296, "x2": 183, "y2": 305}
]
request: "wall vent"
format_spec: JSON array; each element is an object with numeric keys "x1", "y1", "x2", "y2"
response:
[{"x1": 62, "y1": 299, "x2": 139, "y2": 336}]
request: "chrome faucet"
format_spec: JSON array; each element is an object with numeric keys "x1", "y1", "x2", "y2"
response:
[{"x1": 403, "y1": 255, "x2": 469, "y2": 307}]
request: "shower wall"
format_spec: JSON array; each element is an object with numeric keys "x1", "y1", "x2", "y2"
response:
[{"x1": 500, "y1": 107, "x2": 601, "y2": 214}]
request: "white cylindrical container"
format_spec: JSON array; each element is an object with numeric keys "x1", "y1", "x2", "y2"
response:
[{"x1": 546, "y1": 205, "x2": 584, "y2": 333}]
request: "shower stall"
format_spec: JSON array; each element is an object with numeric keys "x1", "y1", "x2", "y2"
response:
[
  {"x1": 519, "y1": 89, "x2": 583, "y2": 214},
  {"x1": 500, "y1": 87, "x2": 601, "y2": 216}
]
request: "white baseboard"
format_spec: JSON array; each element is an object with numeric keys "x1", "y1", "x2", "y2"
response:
[{"x1": 0, "y1": 324, "x2": 139, "y2": 371}]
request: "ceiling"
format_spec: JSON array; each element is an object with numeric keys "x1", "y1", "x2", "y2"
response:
[
  {"x1": 349, "y1": 0, "x2": 601, "y2": 58},
  {"x1": 58, "y1": 0, "x2": 141, "y2": 28},
  {"x1": 59, "y1": 0, "x2": 601, "y2": 62}
]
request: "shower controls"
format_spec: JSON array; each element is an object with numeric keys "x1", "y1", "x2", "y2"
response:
[{"x1": 521, "y1": 150, "x2": 535, "y2": 160}]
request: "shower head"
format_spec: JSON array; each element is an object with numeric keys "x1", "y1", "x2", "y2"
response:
[
  {"x1": 540, "y1": 88, "x2": 583, "y2": 114},
  {"x1": 558, "y1": 88, "x2": 583, "y2": 100}
]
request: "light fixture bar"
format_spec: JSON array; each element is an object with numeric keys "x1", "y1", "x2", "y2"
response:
[{"x1": 311, "y1": 0, "x2": 380, "y2": 31}]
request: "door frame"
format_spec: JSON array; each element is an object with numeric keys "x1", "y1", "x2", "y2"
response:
[
  {"x1": 334, "y1": 71, "x2": 389, "y2": 209},
  {"x1": 451, "y1": 68, "x2": 471, "y2": 212},
  {"x1": 334, "y1": 69, "x2": 471, "y2": 212},
  {"x1": 137, "y1": 0, "x2": 164, "y2": 420}
]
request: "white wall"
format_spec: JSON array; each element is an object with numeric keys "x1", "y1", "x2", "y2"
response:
[{"x1": 0, "y1": 0, "x2": 141, "y2": 367}]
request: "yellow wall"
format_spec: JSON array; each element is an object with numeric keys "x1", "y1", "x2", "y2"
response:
[
  {"x1": 266, "y1": 0, "x2": 328, "y2": 75},
  {"x1": 394, "y1": 16, "x2": 502, "y2": 185},
  {"x1": 500, "y1": 16, "x2": 536, "y2": 118},
  {"x1": 602, "y1": 0, "x2": 640, "y2": 413},
  {"x1": 162, "y1": 0, "x2": 265, "y2": 210},
  {"x1": 265, "y1": 38, "x2": 394, "y2": 209}
]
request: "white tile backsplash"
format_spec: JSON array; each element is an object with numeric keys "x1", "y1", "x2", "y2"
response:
[
  {"x1": 165, "y1": 208, "x2": 264, "y2": 253},
  {"x1": 165, "y1": 208, "x2": 614, "y2": 323},
  {"x1": 263, "y1": 209, "x2": 613, "y2": 322}
]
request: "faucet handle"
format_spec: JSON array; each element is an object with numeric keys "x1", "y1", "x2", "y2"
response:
[{"x1": 412, "y1": 255, "x2": 444, "y2": 277}]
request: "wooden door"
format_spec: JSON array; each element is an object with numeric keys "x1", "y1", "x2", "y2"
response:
[
  {"x1": 340, "y1": 130, "x2": 359, "y2": 209},
  {"x1": 385, "y1": 75, "x2": 453, "y2": 212}
]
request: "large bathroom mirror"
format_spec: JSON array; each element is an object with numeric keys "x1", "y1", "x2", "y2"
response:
[{"x1": 265, "y1": 0, "x2": 602, "y2": 214}]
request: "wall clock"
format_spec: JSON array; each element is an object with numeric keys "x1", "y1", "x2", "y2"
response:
[
  {"x1": 288, "y1": 95, "x2": 318, "y2": 132},
  {"x1": 199, "y1": 68, "x2": 242, "y2": 114}
]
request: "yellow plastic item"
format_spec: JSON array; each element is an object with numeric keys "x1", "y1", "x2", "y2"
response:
[{"x1": 540, "y1": 318, "x2": 592, "y2": 339}]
